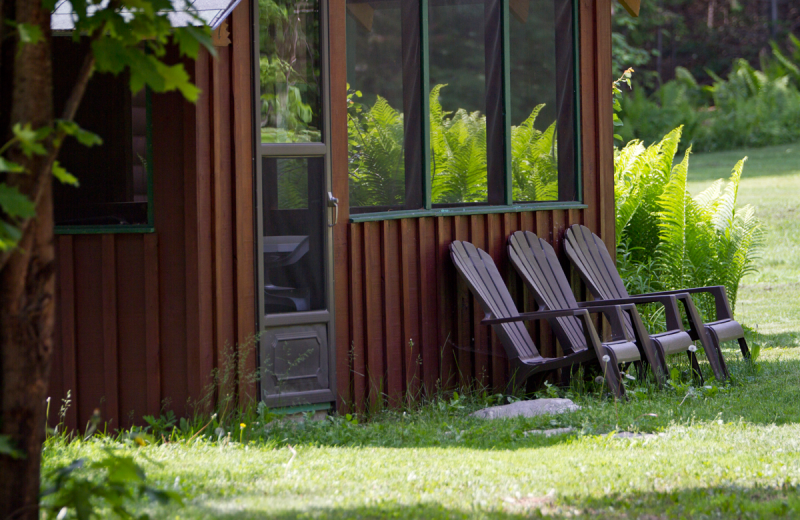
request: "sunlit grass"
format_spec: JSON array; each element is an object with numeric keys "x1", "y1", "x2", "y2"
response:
[
  {"x1": 42, "y1": 344, "x2": 800, "y2": 519},
  {"x1": 689, "y1": 142, "x2": 800, "y2": 339},
  {"x1": 40, "y1": 143, "x2": 800, "y2": 519}
]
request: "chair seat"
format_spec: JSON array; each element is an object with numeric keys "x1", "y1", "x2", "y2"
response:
[
  {"x1": 652, "y1": 330, "x2": 694, "y2": 355},
  {"x1": 606, "y1": 340, "x2": 641, "y2": 363},
  {"x1": 705, "y1": 319, "x2": 745, "y2": 343}
]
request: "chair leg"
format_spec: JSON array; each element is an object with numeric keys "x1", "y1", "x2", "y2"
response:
[
  {"x1": 738, "y1": 336, "x2": 752, "y2": 360},
  {"x1": 706, "y1": 328, "x2": 731, "y2": 380},
  {"x1": 681, "y1": 298, "x2": 729, "y2": 381},
  {"x1": 624, "y1": 307, "x2": 667, "y2": 385},
  {"x1": 603, "y1": 349, "x2": 625, "y2": 399},
  {"x1": 507, "y1": 366, "x2": 534, "y2": 395},
  {"x1": 650, "y1": 339, "x2": 670, "y2": 386},
  {"x1": 688, "y1": 350, "x2": 704, "y2": 384}
]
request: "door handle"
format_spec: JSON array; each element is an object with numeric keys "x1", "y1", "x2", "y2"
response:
[{"x1": 327, "y1": 192, "x2": 339, "y2": 227}]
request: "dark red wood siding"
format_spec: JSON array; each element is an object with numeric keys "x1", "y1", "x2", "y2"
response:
[
  {"x1": 49, "y1": 3, "x2": 256, "y2": 431},
  {"x1": 331, "y1": 0, "x2": 616, "y2": 411},
  {"x1": 49, "y1": 0, "x2": 617, "y2": 423}
]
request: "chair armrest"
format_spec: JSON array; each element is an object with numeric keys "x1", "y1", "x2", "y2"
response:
[
  {"x1": 578, "y1": 303, "x2": 636, "y2": 342},
  {"x1": 482, "y1": 308, "x2": 590, "y2": 325},
  {"x1": 578, "y1": 295, "x2": 684, "y2": 331},
  {"x1": 639, "y1": 286, "x2": 733, "y2": 321}
]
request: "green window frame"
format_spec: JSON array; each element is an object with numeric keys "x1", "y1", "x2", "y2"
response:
[{"x1": 346, "y1": 0, "x2": 583, "y2": 222}]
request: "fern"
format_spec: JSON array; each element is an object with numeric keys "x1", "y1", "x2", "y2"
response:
[
  {"x1": 276, "y1": 159, "x2": 309, "y2": 209},
  {"x1": 349, "y1": 84, "x2": 559, "y2": 207},
  {"x1": 655, "y1": 147, "x2": 691, "y2": 290},
  {"x1": 616, "y1": 127, "x2": 763, "y2": 320},
  {"x1": 509, "y1": 106, "x2": 558, "y2": 202}
]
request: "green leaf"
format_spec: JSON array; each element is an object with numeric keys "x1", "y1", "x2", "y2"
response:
[
  {"x1": 172, "y1": 25, "x2": 214, "y2": 59},
  {"x1": 101, "y1": 455, "x2": 146, "y2": 484},
  {"x1": 0, "y1": 157, "x2": 24, "y2": 173},
  {"x1": 17, "y1": 23, "x2": 44, "y2": 44},
  {"x1": 92, "y1": 38, "x2": 133, "y2": 76},
  {"x1": 0, "y1": 221, "x2": 22, "y2": 247},
  {"x1": 52, "y1": 161, "x2": 80, "y2": 187},
  {"x1": 56, "y1": 121, "x2": 102, "y2": 147},
  {"x1": 614, "y1": 134, "x2": 623, "y2": 141},
  {"x1": 155, "y1": 61, "x2": 199, "y2": 102},
  {"x1": 12, "y1": 123, "x2": 48, "y2": 157},
  {"x1": 0, "y1": 183, "x2": 36, "y2": 218},
  {"x1": 126, "y1": 53, "x2": 168, "y2": 94}
]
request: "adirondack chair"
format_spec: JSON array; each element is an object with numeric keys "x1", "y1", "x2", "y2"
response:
[
  {"x1": 450, "y1": 240, "x2": 643, "y2": 398},
  {"x1": 507, "y1": 230, "x2": 697, "y2": 384},
  {"x1": 564, "y1": 225, "x2": 742, "y2": 381}
]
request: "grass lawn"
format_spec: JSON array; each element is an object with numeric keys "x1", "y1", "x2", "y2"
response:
[{"x1": 41, "y1": 144, "x2": 800, "y2": 519}]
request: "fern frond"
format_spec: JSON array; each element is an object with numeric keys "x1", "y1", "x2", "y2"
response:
[
  {"x1": 655, "y1": 147, "x2": 691, "y2": 289},
  {"x1": 694, "y1": 179, "x2": 724, "y2": 210},
  {"x1": 712, "y1": 157, "x2": 746, "y2": 235}
]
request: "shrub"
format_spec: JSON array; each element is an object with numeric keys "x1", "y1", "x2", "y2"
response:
[
  {"x1": 615, "y1": 126, "x2": 763, "y2": 320},
  {"x1": 619, "y1": 37, "x2": 800, "y2": 152}
]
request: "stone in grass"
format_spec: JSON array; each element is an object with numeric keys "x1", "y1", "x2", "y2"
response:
[
  {"x1": 470, "y1": 398, "x2": 581, "y2": 420},
  {"x1": 524, "y1": 427, "x2": 576, "y2": 437},
  {"x1": 613, "y1": 431, "x2": 658, "y2": 439}
]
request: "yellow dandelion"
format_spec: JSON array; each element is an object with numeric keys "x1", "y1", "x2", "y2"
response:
[{"x1": 240, "y1": 423, "x2": 246, "y2": 429}]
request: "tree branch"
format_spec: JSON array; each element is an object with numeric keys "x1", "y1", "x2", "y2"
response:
[
  {"x1": 0, "y1": 36, "x2": 97, "y2": 274},
  {"x1": 60, "y1": 46, "x2": 96, "y2": 122}
]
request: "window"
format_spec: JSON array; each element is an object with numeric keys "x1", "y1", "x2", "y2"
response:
[
  {"x1": 262, "y1": 157, "x2": 327, "y2": 314},
  {"x1": 255, "y1": 0, "x2": 331, "y2": 317},
  {"x1": 52, "y1": 37, "x2": 153, "y2": 230},
  {"x1": 347, "y1": 0, "x2": 579, "y2": 215},
  {"x1": 258, "y1": 0, "x2": 324, "y2": 143}
]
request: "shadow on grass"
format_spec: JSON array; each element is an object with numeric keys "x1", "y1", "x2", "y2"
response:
[
  {"x1": 185, "y1": 484, "x2": 800, "y2": 519},
  {"x1": 254, "y1": 351, "x2": 800, "y2": 451}
]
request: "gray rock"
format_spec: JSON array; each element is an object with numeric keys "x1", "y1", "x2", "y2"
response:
[
  {"x1": 470, "y1": 398, "x2": 581, "y2": 419},
  {"x1": 523, "y1": 427, "x2": 576, "y2": 437},
  {"x1": 613, "y1": 431, "x2": 657, "y2": 439}
]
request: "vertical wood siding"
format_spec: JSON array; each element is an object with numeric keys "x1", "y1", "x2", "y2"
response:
[
  {"x1": 331, "y1": 0, "x2": 616, "y2": 410},
  {"x1": 49, "y1": 0, "x2": 617, "y2": 422},
  {"x1": 48, "y1": 2, "x2": 256, "y2": 430}
]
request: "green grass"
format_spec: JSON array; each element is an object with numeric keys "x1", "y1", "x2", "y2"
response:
[
  {"x1": 688, "y1": 142, "x2": 800, "y2": 345},
  {"x1": 41, "y1": 143, "x2": 800, "y2": 519},
  {"x1": 42, "y1": 351, "x2": 800, "y2": 519}
]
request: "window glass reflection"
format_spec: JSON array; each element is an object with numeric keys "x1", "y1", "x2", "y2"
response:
[
  {"x1": 346, "y1": 0, "x2": 424, "y2": 213},
  {"x1": 429, "y1": 0, "x2": 488, "y2": 205},
  {"x1": 262, "y1": 157, "x2": 326, "y2": 314},
  {"x1": 52, "y1": 37, "x2": 150, "y2": 226},
  {"x1": 510, "y1": 0, "x2": 575, "y2": 202},
  {"x1": 259, "y1": 0, "x2": 323, "y2": 143}
]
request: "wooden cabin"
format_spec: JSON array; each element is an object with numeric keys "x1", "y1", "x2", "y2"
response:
[{"x1": 49, "y1": 0, "x2": 639, "y2": 429}]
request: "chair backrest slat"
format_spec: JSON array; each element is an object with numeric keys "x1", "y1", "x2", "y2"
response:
[
  {"x1": 564, "y1": 225, "x2": 636, "y2": 337},
  {"x1": 450, "y1": 240, "x2": 541, "y2": 361},
  {"x1": 564, "y1": 225, "x2": 629, "y2": 300},
  {"x1": 507, "y1": 231, "x2": 588, "y2": 354}
]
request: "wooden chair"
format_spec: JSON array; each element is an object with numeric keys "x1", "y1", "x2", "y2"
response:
[
  {"x1": 508, "y1": 230, "x2": 696, "y2": 385},
  {"x1": 450, "y1": 240, "x2": 644, "y2": 398},
  {"x1": 564, "y1": 224, "x2": 742, "y2": 381}
]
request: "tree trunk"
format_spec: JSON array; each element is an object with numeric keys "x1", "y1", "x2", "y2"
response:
[{"x1": 0, "y1": 0, "x2": 55, "y2": 517}]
